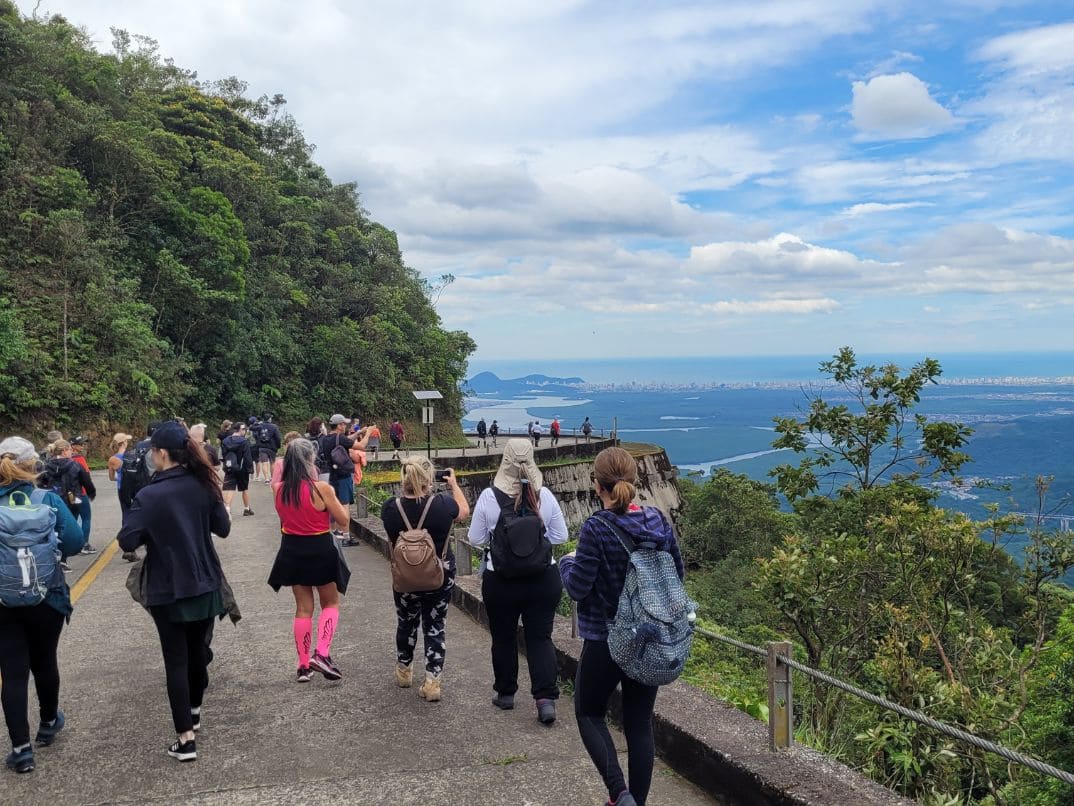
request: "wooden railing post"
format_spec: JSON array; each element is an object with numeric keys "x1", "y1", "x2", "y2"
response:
[{"x1": 767, "y1": 641, "x2": 793, "y2": 750}]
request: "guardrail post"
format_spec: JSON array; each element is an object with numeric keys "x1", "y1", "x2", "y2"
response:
[
  {"x1": 454, "y1": 528, "x2": 473, "y2": 576},
  {"x1": 767, "y1": 641, "x2": 793, "y2": 750}
]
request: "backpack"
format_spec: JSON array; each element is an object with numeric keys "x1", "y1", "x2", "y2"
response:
[
  {"x1": 390, "y1": 497, "x2": 448, "y2": 593},
  {"x1": 223, "y1": 440, "x2": 247, "y2": 473},
  {"x1": 256, "y1": 424, "x2": 272, "y2": 446},
  {"x1": 119, "y1": 444, "x2": 153, "y2": 508},
  {"x1": 594, "y1": 514, "x2": 697, "y2": 687},
  {"x1": 489, "y1": 484, "x2": 551, "y2": 578},
  {"x1": 582, "y1": 421, "x2": 592, "y2": 435},
  {"x1": 329, "y1": 435, "x2": 355, "y2": 475},
  {"x1": 0, "y1": 488, "x2": 62, "y2": 607},
  {"x1": 42, "y1": 459, "x2": 81, "y2": 509}
]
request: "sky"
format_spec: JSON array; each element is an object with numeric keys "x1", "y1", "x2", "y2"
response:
[{"x1": 18, "y1": 1, "x2": 1074, "y2": 361}]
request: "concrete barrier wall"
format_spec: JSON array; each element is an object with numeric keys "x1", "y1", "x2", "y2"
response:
[{"x1": 350, "y1": 516, "x2": 911, "y2": 806}]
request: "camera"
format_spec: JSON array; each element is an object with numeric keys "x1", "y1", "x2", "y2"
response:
[{"x1": 435, "y1": 469, "x2": 450, "y2": 482}]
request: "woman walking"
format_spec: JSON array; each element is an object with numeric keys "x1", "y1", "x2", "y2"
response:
[
  {"x1": 560, "y1": 447, "x2": 685, "y2": 806},
  {"x1": 267, "y1": 438, "x2": 352, "y2": 682},
  {"x1": 467, "y1": 439, "x2": 568, "y2": 724},
  {"x1": 117, "y1": 422, "x2": 231, "y2": 763},
  {"x1": 0, "y1": 437, "x2": 85, "y2": 774},
  {"x1": 107, "y1": 432, "x2": 133, "y2": 511},
  {"x1": 380, "y1": 456, "x2": 469, "y2": 702}
]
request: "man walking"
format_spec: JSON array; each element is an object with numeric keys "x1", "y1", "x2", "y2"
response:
[
  {"x1": 476, "y1": 418, "x2": 487, "y2": 447},
  {"x1": 221, "y1": 422, "x2": 254, "y2": 518},
  {"x1": 319, "y1": 414, "x2": 360, "y2": 538},
  {"x1": 532, "y1": 420, "x2": 543, "y2": 447},
  {"x1": 69, "y1": 436, "x2": 98, "y2": 554},
  {"x1": 550, "y1": 417, "x2": 561, "y2": 447},
  {"x1": 253, "y1": 413, "x2": 282, "y2": 484},
  {"x1": 489, "y1": 420, "x2": 499, "y2": 447},
  {"x1": 389, "y1": 419, "x2": 406, "y2": 460}
]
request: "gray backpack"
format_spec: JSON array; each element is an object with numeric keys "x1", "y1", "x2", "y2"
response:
[
  {"x1": 595, "y1": 515, "x2": 696, "y2": 686},
  {"x1": 0, "y1": 489, "x2": 62, "y2": 608}
]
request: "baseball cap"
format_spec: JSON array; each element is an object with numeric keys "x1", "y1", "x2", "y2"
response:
[
  {"x1": 151, "y1": 421, "x2": 189, "y2": 451},
  {"x1": 0, "y1": 436, "x2": 37, "y2": 464},
  {"x1": 329, "y1": 414, "x2": 351, "y2": 425},
  {"x1": 248, "y1": 416, "x2": 259, "y2": 425},
  {"x1": 112, "y1": 432, "x2": 134, "y2": 444},
  {"x1": 70, "y1": 436, "x2": 87, "y2": 446}
]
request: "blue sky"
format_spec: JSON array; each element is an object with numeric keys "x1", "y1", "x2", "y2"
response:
[{"x1": 22, "y1": 1, "x2": 1074, "y2": 361}]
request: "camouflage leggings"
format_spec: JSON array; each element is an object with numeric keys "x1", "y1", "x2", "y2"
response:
[{"x1": 393, "y1": 569, "x2": 455, "y2": 675}]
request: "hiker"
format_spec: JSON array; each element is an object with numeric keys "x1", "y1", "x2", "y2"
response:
[
  {"x1": 550, "y1": 417, "x2": 561, "y2": 446},
  {"x1": 220, "y1": 422, "x2": 254, "y2": 518},
  {"x1": 67, "y1": 437, "x2": 97, "y2": 554},
  {"x1": 317, "y1": 415, "x2": 362, "y2": 539},
  {"x1": 388, "y1": 419, "x2": 405, "y2": 459},
  {"x1": 189, "y1": 424, "x2": 220, "y2": 470},
  {"x1": 253, "y1": 414, "x2": 282, "y2": 485},
  {"x1": 0, "y1": 436, "x2": 85, "y2": 775},
  {"x1": 116, "y1": 421, "x2": 231, "y2": 764},
  {"x1": 559, "y1": 447, "x2": 685, "y2": 806},
  {"x1": 271, "y1": 431, "x2": 302, "y2": 492},
  {"x1": 107, "y1": 432, "x2": 133, "y2": 509},
  {"x1": 532, "y1": 420, "x2": 543, "y2": 448},
  {"x1": 268, "y1": 438, "x2": 353, "y2": 683},
  {"x1": 118, "y1": 425, "x2": 157, "y2": 562},
  {"x1": 305, "y1": 418, "x2": 329, "y2": 480},
  {"x1": 41, "y1": 441, "x2": 95, "y2": 522},
  {"x1": 366, "y1": 423, "x2": 381, "y2": 460},
  {"x1": 489, "y1": 420, "x2": 499, "y2": 447},
  {"x1": 467, "y1": 439, "x2": 569, "y2": 724},
  {"x1": 476, "y1": 418, "x2": 487, "y2": 447},
  {"x1": 581, "y1": 417, "x2": 593, "y2": 442},
  {"x1": 380, "y1": 456, "x2": 469, "y2": 703}
]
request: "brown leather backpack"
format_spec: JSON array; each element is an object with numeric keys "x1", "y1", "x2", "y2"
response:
[{"x1": 391, "y1": 496, "x2": 449, "y2": 592}]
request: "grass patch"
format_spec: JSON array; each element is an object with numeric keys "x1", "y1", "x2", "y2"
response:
[{"x1": 482, "y1": 752, "x2": 528, "y2": 766}]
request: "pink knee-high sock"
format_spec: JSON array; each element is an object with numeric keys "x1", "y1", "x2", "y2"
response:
[
  {"x1": 316, "y1": 607, "x2": 339, "y2": 657},
  {"x1": 293, "y1": 617, "x2": 312, "y2": 668}
]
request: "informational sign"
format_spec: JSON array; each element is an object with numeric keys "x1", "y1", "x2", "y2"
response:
[{"x1": 422, "y1": 404, "x2": 435, "y2": 425}]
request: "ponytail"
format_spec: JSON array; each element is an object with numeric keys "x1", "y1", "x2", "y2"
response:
[
  {"x1": 161, "y1": 436, "x2": 223, "y2": 502},
  {"x1": 592, "y1": 446, "x2": 638, "y2": 514}
]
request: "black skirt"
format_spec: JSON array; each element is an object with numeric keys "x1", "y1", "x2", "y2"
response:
[{"x1": 267, "y1": 532, "x2": 350, "y2": 594}]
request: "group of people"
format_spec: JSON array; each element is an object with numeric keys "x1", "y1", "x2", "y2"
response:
[{"x1": 1, "y1": 418, "x2": 679, "y2": 806}]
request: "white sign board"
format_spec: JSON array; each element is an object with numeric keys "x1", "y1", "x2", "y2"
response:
[{"x1": 422, "y1": 404, "x2": 435, "y2": 425}]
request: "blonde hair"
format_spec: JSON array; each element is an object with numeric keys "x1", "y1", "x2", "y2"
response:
[
  {"x1": 49, "y1": 439, "x2": 71, "y2": 457},
  {"x1": 111, "y1": 435, "x2": 130, "y2": 453},
  {"x1": 593, "y1": 447, "x2": 638, "y2": 514},
  {"x1": 400, "y1": 455, "x2": 434, "y2": 497},
  {"x1": 0, "y1": 455, "x2": 38, "y2": 487},
  {"x1": 283, "y1": 430, "x2": 301, "y2": 448}
]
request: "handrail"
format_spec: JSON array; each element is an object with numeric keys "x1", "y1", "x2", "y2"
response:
[{"x1": 694, "y1": 626, "x2": 1074, "y2": 786}]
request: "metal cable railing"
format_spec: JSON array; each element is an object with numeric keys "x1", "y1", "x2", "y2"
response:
[{"x1": 694, "y1": 626, "x2": 1074, "y2": 786}]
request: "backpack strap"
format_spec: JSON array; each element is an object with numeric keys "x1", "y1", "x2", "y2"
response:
[
  {"x1": 394, "y1": 497, "x2": 415, "y2": 531},
  {"x1": 592, "y1": 514, "x2": 659, "y2": 553},
  {"x1": 414, "y1": 495, "x2": 435, "y2": 530}
]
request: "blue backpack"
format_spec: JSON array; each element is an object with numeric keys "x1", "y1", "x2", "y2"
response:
[
  {"x1": 0, "y1": 489, "x2": 62, "y2": 607},
  {"x1": 595, "y1": 514, "x2": 697, "y2": 686}
]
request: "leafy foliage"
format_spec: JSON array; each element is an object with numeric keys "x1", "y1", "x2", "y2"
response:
[{"x1": 0, "y1": 7, "x2": 473, "y2": 434}]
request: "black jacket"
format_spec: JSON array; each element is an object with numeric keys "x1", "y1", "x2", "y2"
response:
[
  {"x1": 221, "y1": 434, "x2": 254, "y2": 474},
  {"x1": 255, "y1": 422, "x2": 282, "y2": 453},
  {"x1": 118, "y1": 466, "x2": 230, "y2": 606}
]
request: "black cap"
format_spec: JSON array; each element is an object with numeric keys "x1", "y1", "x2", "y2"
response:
[
  {"x1": 151, "y1": 421, "x2": 188, "y2": 451},
  {"x1": 70, "y1": 436, "x2": 87, "y2": 446}
]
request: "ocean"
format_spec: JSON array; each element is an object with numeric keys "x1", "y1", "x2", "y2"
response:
[{"x1": 463, "y1": 352, "x2": 1074, "y2": 569}]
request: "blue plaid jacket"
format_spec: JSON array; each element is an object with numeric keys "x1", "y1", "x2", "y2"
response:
[{"x1": 559, "y1": 505, "x2": 684, "y2": 641}]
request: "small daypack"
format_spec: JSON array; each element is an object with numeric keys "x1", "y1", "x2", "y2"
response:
[
  {"x1": 0, "y1": 489, "x2": 62, "y2": 608},
  {"x1": 330, "y1": 435, "x2": 355, "y2": 475},
  {"x1": 223, "y1": 440, "x2": 247, "y2": 473},
  {"x1": 119, "y1": 444, "x2": 153, "y2": 508},
  {"x1": 594, "y1": 514, "x2": 697, "y2": 687},
  {"x1": 390, "y1": 497, "x2": 448, "y2": 592},
  {"x1": 489, "y1": 484, "x2": 551, "y2": 578},
  {"x1": 42, "y1": 459, "x2": 81, "y2": 509}
]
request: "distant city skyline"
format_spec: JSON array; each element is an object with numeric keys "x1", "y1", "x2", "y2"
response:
[{"x1": 23, "y1": 1, "x2": 1074, "y2": 360}]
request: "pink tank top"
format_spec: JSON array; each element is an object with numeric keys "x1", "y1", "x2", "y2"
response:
[{"x1": 275, "y1": 481, "x2": 331, "y2": 535}]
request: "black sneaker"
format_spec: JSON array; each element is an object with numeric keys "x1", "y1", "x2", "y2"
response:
[
  {"x1": 492, "y1": 693, "x2": 515, "y2": 710},
  {"x1": 536, "y1": 698, "x2": 556, "y2": 725},
  {"x1": 242, "y1": 508, "x2": 254, "y2": 517},
  {"x1": 190, "y1": 708, "x2": 201, "y2": 732},
  {"x1": 80, "y1": 544, "x2": 97, "y2": 555},
  {"x1": 122, "y1": 551, "x2": 138, "y2": 563},
  {"x1": 167, "y1": 738, "x2": 197, "y2": 762},
  {"x1": 310, "y1": 652, "x2": 342, "y2": 681},
  {"x1": 296, "y1": 667, "x2": 312, "y2": 683},
  {"x1": 35, "y1": 711, "x2": 64, "y2": 746},
  {"x1": 4, "y1": 745, "x2": 34, "y2": 774}
]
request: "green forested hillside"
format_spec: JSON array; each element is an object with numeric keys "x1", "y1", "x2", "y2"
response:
[{"x1": 0, "y1": 4, "x2": 474, "y2": 434}]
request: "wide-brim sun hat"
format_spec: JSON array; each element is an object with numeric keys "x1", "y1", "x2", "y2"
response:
[{"x1": 493, "y1": 439, "x2": 543, "y2": 497}]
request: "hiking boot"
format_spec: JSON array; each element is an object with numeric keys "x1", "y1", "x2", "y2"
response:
[
  {"x1": 35, "y1": 711, "x2": 64, "y2": 746},
  {"x1": 190, "y1": 707, "x2": 201, "y2": 732},
  {"x1": 242, "y1": 508, "x2": 254, "y2": 517},
  {"x1": 492, "y1": 693, "x2": 514, "y2": 710},
  {"x1": 310, "y1": 652, "x2": 342, "y2": 681},
  {"x1": 536, "y1": 698, "x2": 556, "y2": 725},
  {"x1": 296, "y1": 667, "x2": 312, "y2": 683},
  {"x1": 418, "y1": 673, "x2": 442, "y2": 702},
  {"x1": 394, "y1": 663, "x2": 413, "y2": 688},
  {"x1": 5, "y1": 745, "x2": 34, "y2": 774},
  {"x1": 167, "y1": 738, "x2": 197, "y2": 762},
  {"x1": 80, "y1": 544, "x2": 97, "y2": 555}
]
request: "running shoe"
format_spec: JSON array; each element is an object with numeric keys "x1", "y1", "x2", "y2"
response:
[
  {"x1": 608, "y1": 792, "x2": 638, "y2": 806},
  {"x1": 80, "y1": 544, "x2": 97, "y2": 555},
  {"x1": 167, "y1": 738, "x2": 197, "y2": 762},
  {"x1": 35, "y1": 711, "x2": 64, "y2": 746},
  {"x1": 5, "y1": 745, "x2": 34, "y2": 774},
  {"x1": 59, "y1": 560, "x2": 71, "y2": 573},
  {"x1": 297, "y1": 667, "x2": 312, "y2": 683},
  {"x1": 492, "y1": 693, "x2": 514, "y2": 710},
  {"x1": 190, "y1": 707, "x2": 201, "y2": 732},
  {"x1": 536, "y1": 699, "x2": 556, "y2": 725},
  {"x1": 309, "y1": 652, "x2": 342, "y2": 681},
  {"x1": 243, "y1": 508, "x2": 254, "y2": 516},
  {"x1": 122, "y1": 551, "x2": 138, "y2": 563}
]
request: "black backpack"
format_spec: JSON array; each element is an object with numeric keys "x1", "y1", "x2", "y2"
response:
[
  {"x1": 119, "y1": 444, "x2": 153, "y2": 509},
  {"x1": 223, "y1": 440, "x2": 247, "y2": 473},
  {"x1": 41, "y1": 459, "x2": 82, "y2": 510},
  {"x1": 256, "y1": 424, "x2": 272, "y2": 446},
  {"x1": 489, "y1": 484, "x2": 551, "y2": 578}
]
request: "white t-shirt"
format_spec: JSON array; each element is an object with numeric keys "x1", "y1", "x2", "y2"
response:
[{"x1": 467, "y1": 485, "x2": 569, "y2": 572}]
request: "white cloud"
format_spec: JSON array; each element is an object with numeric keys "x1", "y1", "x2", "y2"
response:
[
  {"x1": 851, "y1": 73, "x2": 955, "y2": 139},
  {"x1": 841, "y1": 201, "x2": 935, "y2": 217}
]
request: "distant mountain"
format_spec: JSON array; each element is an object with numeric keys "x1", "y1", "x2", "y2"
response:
[{"x1": 466, "y1": 372, "x2": 586, "y2": 394}]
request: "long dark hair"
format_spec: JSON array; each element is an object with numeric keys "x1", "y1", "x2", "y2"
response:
[
  {"x1": 279, "y1": 438, "x2": 317, "y2": 508},
  {"x1": 161, "y1": 436, "x2": 223, "y2": 502},
  {"x1": 306, "y1": 417, "x2": 323, "y2": 438}
]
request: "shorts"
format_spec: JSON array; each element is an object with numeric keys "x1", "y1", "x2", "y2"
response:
[
  {"x1": 390, "y1": 436, "x2": 402, "y2": 449},
  {"x1": 258, "y1": 448, "x2": 275, "y2": 464},
  {"x1": 223, "y1": 471, "x2": 250, "y2": 492},
  {"x1": 367, "y1": 437, "x2": 380, "y2": 451},
  {"x1": 332, "y1": 475, "x2": 355, "y2": 505}
]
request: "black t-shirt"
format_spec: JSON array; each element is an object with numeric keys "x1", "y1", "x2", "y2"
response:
[
  {"x1": 381, "y1": 493, "x2": 459, "y2": 557},
  {"x1": 319, "y1": 433, "x2": 355, "y2": 479}
]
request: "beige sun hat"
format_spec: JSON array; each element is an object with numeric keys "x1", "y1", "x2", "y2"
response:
[{"x1": 493, "y1": 439, "x2": 543, "y2": 497}]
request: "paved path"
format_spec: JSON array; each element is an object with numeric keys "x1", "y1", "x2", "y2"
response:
[{"x1": 4, "y1": 472, "x2": 715, "y2": 805}]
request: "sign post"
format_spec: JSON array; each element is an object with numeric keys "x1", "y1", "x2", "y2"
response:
[{"x1": 413, "y1": 391, "x2": 443, "y2": 460}]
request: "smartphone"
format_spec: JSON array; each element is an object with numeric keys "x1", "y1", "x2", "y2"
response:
[{"x1": 435, "y1": 469, "x2": 450, "y2": 481}]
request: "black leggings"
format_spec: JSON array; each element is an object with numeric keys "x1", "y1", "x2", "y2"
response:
[
  {"x1": 574, "y1": 639, "x2": 659, "y2": 805},
  {"x1": 482, "y1": 565, "x2": 562, "y2": 700},
  {"x1": 148, "y1": 607, "x2": 213, "y2": 734},
  {"x1": 0, "y1": 603, "x2": 65, "y2": 747}
]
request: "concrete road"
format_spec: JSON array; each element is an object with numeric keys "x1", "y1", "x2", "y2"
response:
[{"x1": 3, "y1": 472, "x2": 715, "y2": 805}]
